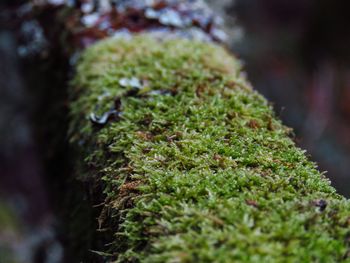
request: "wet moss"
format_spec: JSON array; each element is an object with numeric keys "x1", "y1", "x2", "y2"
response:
[{"x1": 70, "y1": 34, "x2": 350, "y2": 262}]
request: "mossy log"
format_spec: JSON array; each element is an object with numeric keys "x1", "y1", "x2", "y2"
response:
[{"x1": 69, "y1": 34, "x2": 350, "y2": 262}]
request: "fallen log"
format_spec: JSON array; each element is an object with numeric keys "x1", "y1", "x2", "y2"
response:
[
  {"x1": 17, "y1": 0, "x2": 350, "y2": 262},
  {"x1": 69, "y1": 33, "x2": 350, "y2": 262}
]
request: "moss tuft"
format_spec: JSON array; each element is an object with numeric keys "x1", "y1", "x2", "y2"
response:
[{"x1": 70, "y1": 34, "x2": 350, "y2": 262}]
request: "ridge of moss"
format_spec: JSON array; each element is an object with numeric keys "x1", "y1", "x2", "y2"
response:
[{"x1": 69, "y1": 34, "x2": 350, "y2": 262}]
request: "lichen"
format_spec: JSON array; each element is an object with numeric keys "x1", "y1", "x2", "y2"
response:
[{"x1": 69, "y1": 34, "x2": 350, "y2": 262}]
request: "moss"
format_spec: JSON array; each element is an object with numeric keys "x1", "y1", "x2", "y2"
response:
[{"x1": 70, "y1": 34, "x2": 350, "y2": 262}]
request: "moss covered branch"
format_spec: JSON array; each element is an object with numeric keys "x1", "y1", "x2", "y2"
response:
[{"x1": 69, "y1": 34, "x2": 350, "y2": 262}]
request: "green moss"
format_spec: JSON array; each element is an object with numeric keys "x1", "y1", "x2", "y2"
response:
[{"x1": 70, "y1": 34, "x2": 350, "y2": 262}]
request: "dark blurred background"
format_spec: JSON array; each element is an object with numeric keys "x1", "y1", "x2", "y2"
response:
[{"x1": 0, "y1": 0, "x2": 350, "y2": 262}]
